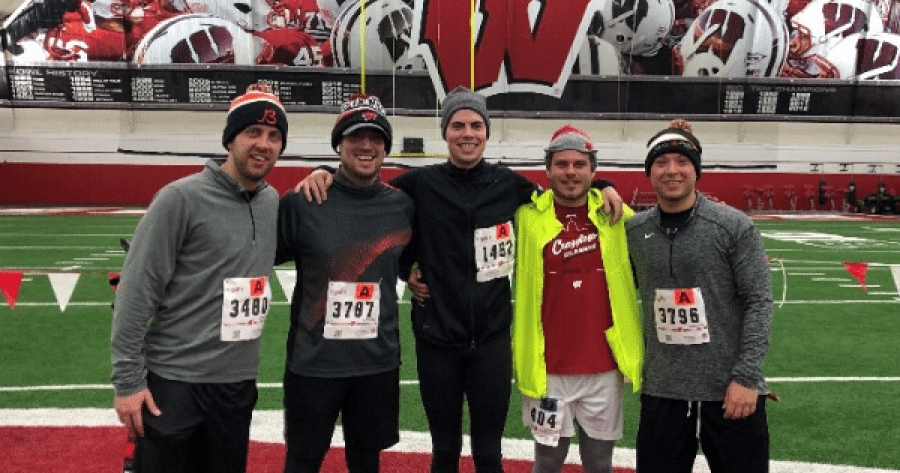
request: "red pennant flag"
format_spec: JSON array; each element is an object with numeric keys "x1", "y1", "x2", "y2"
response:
[
  {"x1": 108, "y1": 272, "x2": 121, "y2": 292},
  {"x1": 843, "y1": 262, "x2": 869, "y2": 292},
  {"x1": 0, "y1": 271, "x2": 24, "y2": 310}
]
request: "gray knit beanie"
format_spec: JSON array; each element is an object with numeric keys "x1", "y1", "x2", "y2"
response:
[{"x1": 440, "y1": 86, "x2": 490, "y2": 139}]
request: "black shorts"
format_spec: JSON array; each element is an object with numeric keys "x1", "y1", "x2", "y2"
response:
[
  {"x1": 283, "y1": 368, "x2": 400, "y2": 458},
  {"x1": 135, "y1": 371, "x2": 258, "y2": 473},
  {"x1": 636, "y1": 394, "x2": 769, "y2": 473}
]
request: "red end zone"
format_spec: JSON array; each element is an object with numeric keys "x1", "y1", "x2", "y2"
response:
[{"x1": 0, "y1": 426, "x2": 632, "y2": 473}]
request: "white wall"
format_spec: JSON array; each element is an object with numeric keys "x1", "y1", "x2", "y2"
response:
[{"x1": 1, "y1": 106, "x2": 899, "y2": 176}]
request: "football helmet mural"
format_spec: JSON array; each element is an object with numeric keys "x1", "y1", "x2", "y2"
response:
[
  {"x1": 573, "y1": 33, "x2": 627, "y2": 75},
  {"x1": 788, "y1": 0, "x2": 885, "y2": 59},
  {"x1": 786, "y1": 0, "x2": 816, "y2": 18},
  {"x1": 674, "y1": 0, "x2": 789, "y2": 77},
  {"x1": 175, "y1": 0, "x2": 274, "y2": 31},
  {"x1": 781, "y1": 0, "x2": 886, "y2": 76},
  {"x1": 330, "y1": 0, "x2": 422, "y2": 69},
  {"x1": 590, "y1": 0, "x2": 676, "y2": 56},
  {"x1": 132, "y1": 13, "x2": 265, "y2": 64},
  {"x1": 792, "y1": 30, "x2": 900, "y2": 79},
  {"x1": 89, "y1": 0, "x2": 169, "y2": 21},
  {"x1": 316, "y1": 0, "x2": 345, "y2": 28}
]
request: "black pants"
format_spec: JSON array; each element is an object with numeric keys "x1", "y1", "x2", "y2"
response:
[
  {"x1": 415, "y1": 335, "x2": 512, "y2": 473},
  {"x1": 283, "y1": 369, "x2": 400, "y2": 473},
  {"x1": 134, "y1": 371, "x2": 258, "y2": 473},
  {"x1": 636, "y1": 394, "x2": 770, "y2": 473}
]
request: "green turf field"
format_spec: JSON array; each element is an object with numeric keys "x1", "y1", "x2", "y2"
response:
[{"x1": 1, "y1": 213, "x2": 899, "y2": 470}]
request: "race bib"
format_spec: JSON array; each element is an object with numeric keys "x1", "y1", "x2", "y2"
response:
[
  {"x1": 653, "y1": 288, "x2": 710, "y2": 345},
  {"x1": 221, "y1": 276, "x2": 270, "y2": 341},
  {"x1": 524, "y1": 396, "x2": 565, "y2": 446},
  {"x1": 474, "y1": 221, "x2": 515, "y2": 282},
  {"x1": 324, "y1": 281, "x2": 380, "y2": 340}
]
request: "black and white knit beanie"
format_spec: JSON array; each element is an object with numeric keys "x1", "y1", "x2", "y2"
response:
[
  {"x1": 331, "y1": 94, "x2": 393, "y2": 153},
  {"x1": 645, "y1": 119, "x2": 702, "y2": 178},
  {"x1": 222, "y1": 83, "x2": 288, "y2": 153}
]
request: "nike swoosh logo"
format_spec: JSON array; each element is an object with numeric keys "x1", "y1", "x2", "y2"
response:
[{"x1": 644, "y1": 233, "x2": 653, "y2": 239}]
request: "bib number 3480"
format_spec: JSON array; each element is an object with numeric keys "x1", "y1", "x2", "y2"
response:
[{"x1": 221, "y1": 276, "x2": 270, "y2": 341}]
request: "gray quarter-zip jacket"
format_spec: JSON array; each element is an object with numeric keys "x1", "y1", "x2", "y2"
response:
[
  {"x1": 111, "y1": 160, "x2": 278, "y2": 396},
  {"x1": 626, "y1": 193, "x2": 772, "y2": 400}
]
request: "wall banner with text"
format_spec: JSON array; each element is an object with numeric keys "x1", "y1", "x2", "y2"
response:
[{"x1": 3, "y1": 0, "x2": 900, "y2": 121}]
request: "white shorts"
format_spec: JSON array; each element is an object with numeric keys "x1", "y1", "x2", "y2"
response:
[{"x1": 521, "y1": 370, "x2": 624, "y2": 440}]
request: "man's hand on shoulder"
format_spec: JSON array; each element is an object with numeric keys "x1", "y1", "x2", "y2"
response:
[
  {"x1": 600, "y1": 186, "x2": 624, "y2": 225},
  {"x1": 292, "y1": 168, "x2": 334, "y2": 204}
]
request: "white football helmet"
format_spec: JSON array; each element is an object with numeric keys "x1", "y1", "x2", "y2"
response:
[
  {"x1": 802, "y1": 30, "x2": 900, "y2": 79},
  {"x1": 133, "y1": 13, "x2": 266, "y2": 64},
  {"x1": 91, "y1": 0, "x2": 167, "y2": 20},
  {"x1": 573, "y1": 34, "x2": 626, "y2": 75},
  {"x1": 888, "y1": 0, "x2": 900, "y2": 33},
  {"x1": 675, "y1": 0, "x2": 789, "y2": 77},
  {"x1": 590, "y1": 0, "x2": 676, "y2": 56},
  {"x1": 870, "y1": 0, "x2": 892, "y2": 27},
  {"x1": 788, "y1": 31, "x2": 865, "y2": 77},
  {"x1": 789, "y1": 0, "x2": 885, "y2": 59},
  {"x1": 91, "y1": 0, "x2": 124, "y2": 20},
  {"x1": 330, "y1": 0, "x2": 424, "y2": 70},
  {"x1": 178, "y1": 0, "x2": 274, "y2": 31},
  {"x1": 317, "y1": 0, "x2": 345, "y2": 28}
]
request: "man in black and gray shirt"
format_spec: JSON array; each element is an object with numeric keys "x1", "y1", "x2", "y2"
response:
[{"x1": 275, "y1": 94, "x2": 414, "y2": 473}]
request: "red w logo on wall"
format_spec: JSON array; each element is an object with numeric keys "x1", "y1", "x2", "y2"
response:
[{"x1": 410, "y1": 0, "x2": 598, "y2": 98}]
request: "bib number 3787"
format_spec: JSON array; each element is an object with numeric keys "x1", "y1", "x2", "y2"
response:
[
  {"x1": 324, "y1": 281, "x2": 381, "y2": 340},
  {"x1": 221, "y1": 276, "x2": 270, "y2": 341}
]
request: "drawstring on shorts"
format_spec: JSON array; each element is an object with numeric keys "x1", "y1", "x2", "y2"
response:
[{"x1": 686, "y1": 400, "x2": 702, "y2": 439}]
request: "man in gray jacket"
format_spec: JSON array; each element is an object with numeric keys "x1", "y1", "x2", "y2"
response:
[
  {"x1": 625, "y1": 119, "x2": 774, "y2": 473},
  {"x1": 110, "y1": 83, "x2": 287, "y2": 473}
]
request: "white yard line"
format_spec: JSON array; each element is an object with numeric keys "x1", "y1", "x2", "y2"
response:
[
  {"x1": 3, "y1": 377, "x2": 899, "y2": 393},
  {"x1": 0, "y1": 409, "x2": 897, "y2": 472}
]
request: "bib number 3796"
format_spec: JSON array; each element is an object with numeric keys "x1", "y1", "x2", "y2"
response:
[
  {"x1": 221, "y1": 276, "x2": 270, "y2": 341},
  {"x1": 653, "y1": 287, "x2": 709, "y2": 345}
]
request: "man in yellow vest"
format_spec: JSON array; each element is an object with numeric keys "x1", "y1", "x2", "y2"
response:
[{"x1": 512, "y1": 125, "x2": 644, "y2": 473}]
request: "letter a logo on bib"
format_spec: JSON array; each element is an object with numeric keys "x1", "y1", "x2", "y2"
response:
[
  {"x1": 355, "y1": 283, "x2": 376, "y2": 300},
  {"x1": 250, "y1": 277, "x2": 267, "y2": 297},
  {"x1": 674, "y1": 288, "x2": 695, "y2": 305},
  {"x1": 496, "y1": 222, "x2": 511, "y2": 239}
]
